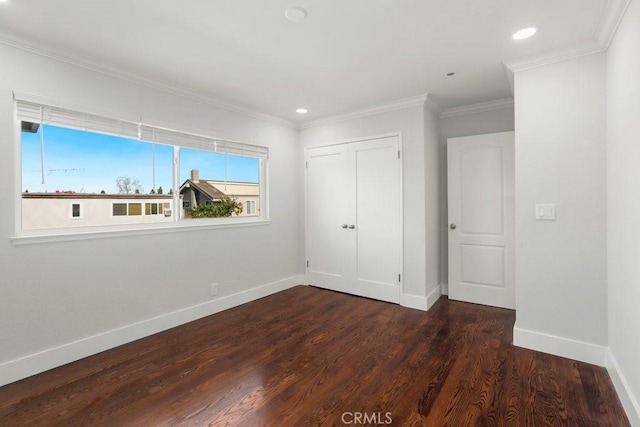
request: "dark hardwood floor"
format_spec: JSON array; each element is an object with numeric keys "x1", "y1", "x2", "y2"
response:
[{"x1": 0, "y1": 286, "x2": 629, "y2": 426}]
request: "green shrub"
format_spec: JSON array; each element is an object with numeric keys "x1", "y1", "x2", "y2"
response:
[{"x1": 186, "y1": 197, "x2": 243, "y2": 218}]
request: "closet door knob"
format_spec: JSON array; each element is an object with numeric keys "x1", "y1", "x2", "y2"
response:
[
  {"x1": 348, "y1": 225, "x2": 355, "y2": 229},
  {"x1": 450, "y1": 223, "x2": 457, "y2": 230},
  {"x1": 341, "y1": 224, "x2": 348, "y2": 229}
]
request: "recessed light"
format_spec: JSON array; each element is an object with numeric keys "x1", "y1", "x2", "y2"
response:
[
  {"x1": 285, "y1": 6, "x2": 308, "y2": 23},
  {"x1": 296, "y1": 108, "x2": 308, "y2": 114},
  {"x1": 512, "y1": 27, "x2": 537, "y2": 40}
]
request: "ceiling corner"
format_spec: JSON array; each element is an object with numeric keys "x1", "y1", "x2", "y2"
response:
[
  {"x1": 424, "y1": 94, "x2": 442, "y2": 117},
  {"x1": 502, "y1": 62, "x2": 515, "y2": 97},
  {"x1": 502, "y1": 39, "x2": 605, "y2": 74},
  {"x1": 504, "y1": 0, "x2": 632, "y2": 75},
  {"x1": 595, "y1": 0, "x2": 633, "y2": 49}
]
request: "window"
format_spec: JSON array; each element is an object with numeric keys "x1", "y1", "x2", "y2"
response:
[
  {"x1": 71, "y1": 203, "x2": 81, "y2": 218},
  {"x1": 163, "y1": 203, "x2": 172, "y2": 218},
  {"x1": 179, "y1": 147, "x2": 261, "y2": 219},
  {"x1": 113, "y1": 203, "x2": 127, "y2": 216},
  {"x1": 128, "y1": 203, "x2": 142, "y2": 216},
  {"x1": 16, "y1": 95, "x2": 268, "y2": 234},
  {"x1": 246, "y1": 200, "x2": 256, "y2": 215},
  {"x1": 145, "y1": 203, "x2": 163, "y2": 215}
]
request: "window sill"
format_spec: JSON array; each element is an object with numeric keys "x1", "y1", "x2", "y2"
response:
[{"x1": 10, "y1": 218, "x2": 271, "y2": 246}]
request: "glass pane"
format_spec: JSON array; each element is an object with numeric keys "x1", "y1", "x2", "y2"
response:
[
  {"x1": 21, "y1": 124, "x2": 174, "y2": 230},
  {"x1": 179, "y1": 147, "x2": 260, "y2": 218},
  {"x1": 113, "y1": 203, "x2": 127, "y2": 216},
  {"x1": 128, "y1": 203, "x2": 142, "y2": 216}
]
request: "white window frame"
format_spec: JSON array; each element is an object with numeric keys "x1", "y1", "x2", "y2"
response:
[
  {"x1": 12, "y1": 92, "x2": 270, "y2": 245},
  {"x1": 70, "y1": 202, "x2": 82, "y2": 219}
]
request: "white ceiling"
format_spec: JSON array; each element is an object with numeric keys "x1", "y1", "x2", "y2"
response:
[{"x1": 0, "y1": 0, "x2": 617, "y2": 123}]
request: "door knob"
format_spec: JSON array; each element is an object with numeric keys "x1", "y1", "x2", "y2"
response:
[
  {"x1": 341, "y1": 224, "x2": 348, "y2": 228},
  {"x1": 450, "y1": 223, "x2": 457, "y2": 230},
  {"x1": 348, "y1": 225, "x2": 355, "y2": 229}
]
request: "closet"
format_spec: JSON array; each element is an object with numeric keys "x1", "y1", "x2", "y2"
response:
[{"x1": 305, "y1": 135, "x2": 402, "y2": 303}]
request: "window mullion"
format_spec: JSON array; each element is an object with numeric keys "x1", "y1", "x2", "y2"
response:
[{"x1": 172, "y1": 145, "x2": 180, "y2": 223}]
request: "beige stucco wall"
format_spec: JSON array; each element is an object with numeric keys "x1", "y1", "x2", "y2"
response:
[{"x1": 22, "y1": 196, "x2": 174, "y2": 229}]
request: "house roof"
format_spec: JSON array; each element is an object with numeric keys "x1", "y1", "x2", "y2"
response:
[
  {"x1": 179, "y1": 180, "x2": 226, "y2": 200},
  {"x1": 22, "y1": 193, "x2": 173, "y2": 199}
]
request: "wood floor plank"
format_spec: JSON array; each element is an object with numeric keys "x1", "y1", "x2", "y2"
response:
[{"x1": 0, "y1": 286, "x2": 630, "y2": 426}]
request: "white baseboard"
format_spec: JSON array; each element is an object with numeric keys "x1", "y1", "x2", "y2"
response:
[
  {"x1": 513, "y1": 323, "x2": 607, "y2": 367},
  {"x1": 0, "y1": 275, "x2": 303, "y2": 388},
  {"x1": 607, "y1": 349, "x2": 640, "y2": 426},
  {"x1": 426, "y1": 286, "x2": 442, "y2": 309},
  {"x1": 400, "y1": 286, "x2": 441, "y2": 311}
]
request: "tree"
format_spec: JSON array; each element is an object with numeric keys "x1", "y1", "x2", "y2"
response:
[
  {"x1": 157, "y1": 186, "x2": 163, "y2": 194},
  {"x1": 100, "y1": 190, "x2": 106, "y2": 194},
  {"x1": 150, "y1": 188, "x2": 156, "y2": 195},
  {"x1": 168, "y1": 188, "x2": 173, "y2": 195},
  {"x1": 186, "y1": 197, "x2": 243, "y2": 218},
  {"x1": 115, "y1": 176, "x2": 143, "y2": 194}
]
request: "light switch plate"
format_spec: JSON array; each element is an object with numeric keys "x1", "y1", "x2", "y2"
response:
[{"x1": 535, "y1": 204, "x2": 556, "y2": 220}]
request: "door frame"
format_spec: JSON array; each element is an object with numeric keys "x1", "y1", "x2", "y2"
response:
[{"x1": 304, "y1": 132, "x2": 404, "y2": 302}]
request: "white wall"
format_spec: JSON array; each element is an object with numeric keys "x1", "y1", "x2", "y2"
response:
[
  {"x1": 607, "y1": 0, "x2": 640, "y2": 422},
  {"x1": 299, "y1": 102, "x2": 441, "y2": 304},
  {"x1": 423, "y1": 106, "x2": 441, "y2": 296},
  {"x1": 0, "y1": 43, "x2": 302, "y2": 385},
  {"x1": 440, "y1": 108, "x2": 515, "y2": 141},
  {"x1": 513, "y1": 53, "x2": 608, "y2": 361},
  {"x1": 439, "y1": 107, "x2": 515, "y2": 289}
]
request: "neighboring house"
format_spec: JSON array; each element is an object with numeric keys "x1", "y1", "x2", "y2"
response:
[
  {"x1": 179, "y1": 169, "x2": 260, "y2": 217},
  {"x1": 22, "y1": 192, "x2": 175, "y2": 230}
]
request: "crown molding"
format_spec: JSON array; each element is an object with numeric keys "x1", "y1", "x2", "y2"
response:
[
  {"x1": 504, "y1": 0, "x2": 631, "y2": 74},
  {"x1": 424, "y1": 94, "x2": 443, "y2": 117},
  {"x1": 503, "y1": 39, "x2": 606, "y2": 74},
  {"x1": 440, "y1": 98, "x2": 514, "y2": 119},
  {"x1": 0, "y1": 32, "x2": 296, "y2": 129},
  {"x1": 299, "y1": 94, "x2": 429, "y2": 129},
  {"x1": 596, "y1": 0, "x2": 633, "y2": 48}
]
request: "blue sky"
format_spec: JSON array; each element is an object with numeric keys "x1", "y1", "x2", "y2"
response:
[{"x1": 22, "y1": 124, "x2": 259, "y2": 194}]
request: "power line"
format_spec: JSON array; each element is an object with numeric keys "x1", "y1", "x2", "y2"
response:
[{"x1": 47, "y1": 168, "x2": 84, "y2": 176}]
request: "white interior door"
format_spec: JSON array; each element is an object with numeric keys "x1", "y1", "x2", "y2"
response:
[
  {"x1": 447, "y1": 131, "x2": 515, "y2": 309},
  {"x1": 306, "y1": 144, "x2": 350, "y2": 291},
  {"x1": 306, "y1": 136, "x2": 402, "y2": 304}
]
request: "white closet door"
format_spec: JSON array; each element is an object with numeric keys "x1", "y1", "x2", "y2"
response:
[
  {"x1": 306, "y1": 144, "x2": 350, "y2": 291},
  {"x1": 306, "y1": 136, "x2": 402, "y2": 304},
  {"x1": 350, "y1": 137, "x2": 401, "y2": 303}
]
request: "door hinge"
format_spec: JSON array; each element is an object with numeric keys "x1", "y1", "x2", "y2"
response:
[
  {"x1": 398, "y1": 274, "x2": 401, "y2": 282},
  {"x1": 398, "y1": 150, "x2": 401, "y2": 159},
  {"x1": 306, "y1": 260, "x2": 309, "y2": 268},
  {"x1": 306, "y1": 161, "x2": 308, "y2": 168}
]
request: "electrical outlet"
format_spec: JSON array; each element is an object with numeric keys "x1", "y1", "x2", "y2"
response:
[{"x1": 210, "y1": 283, "x2": 218, "y2": 296}]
